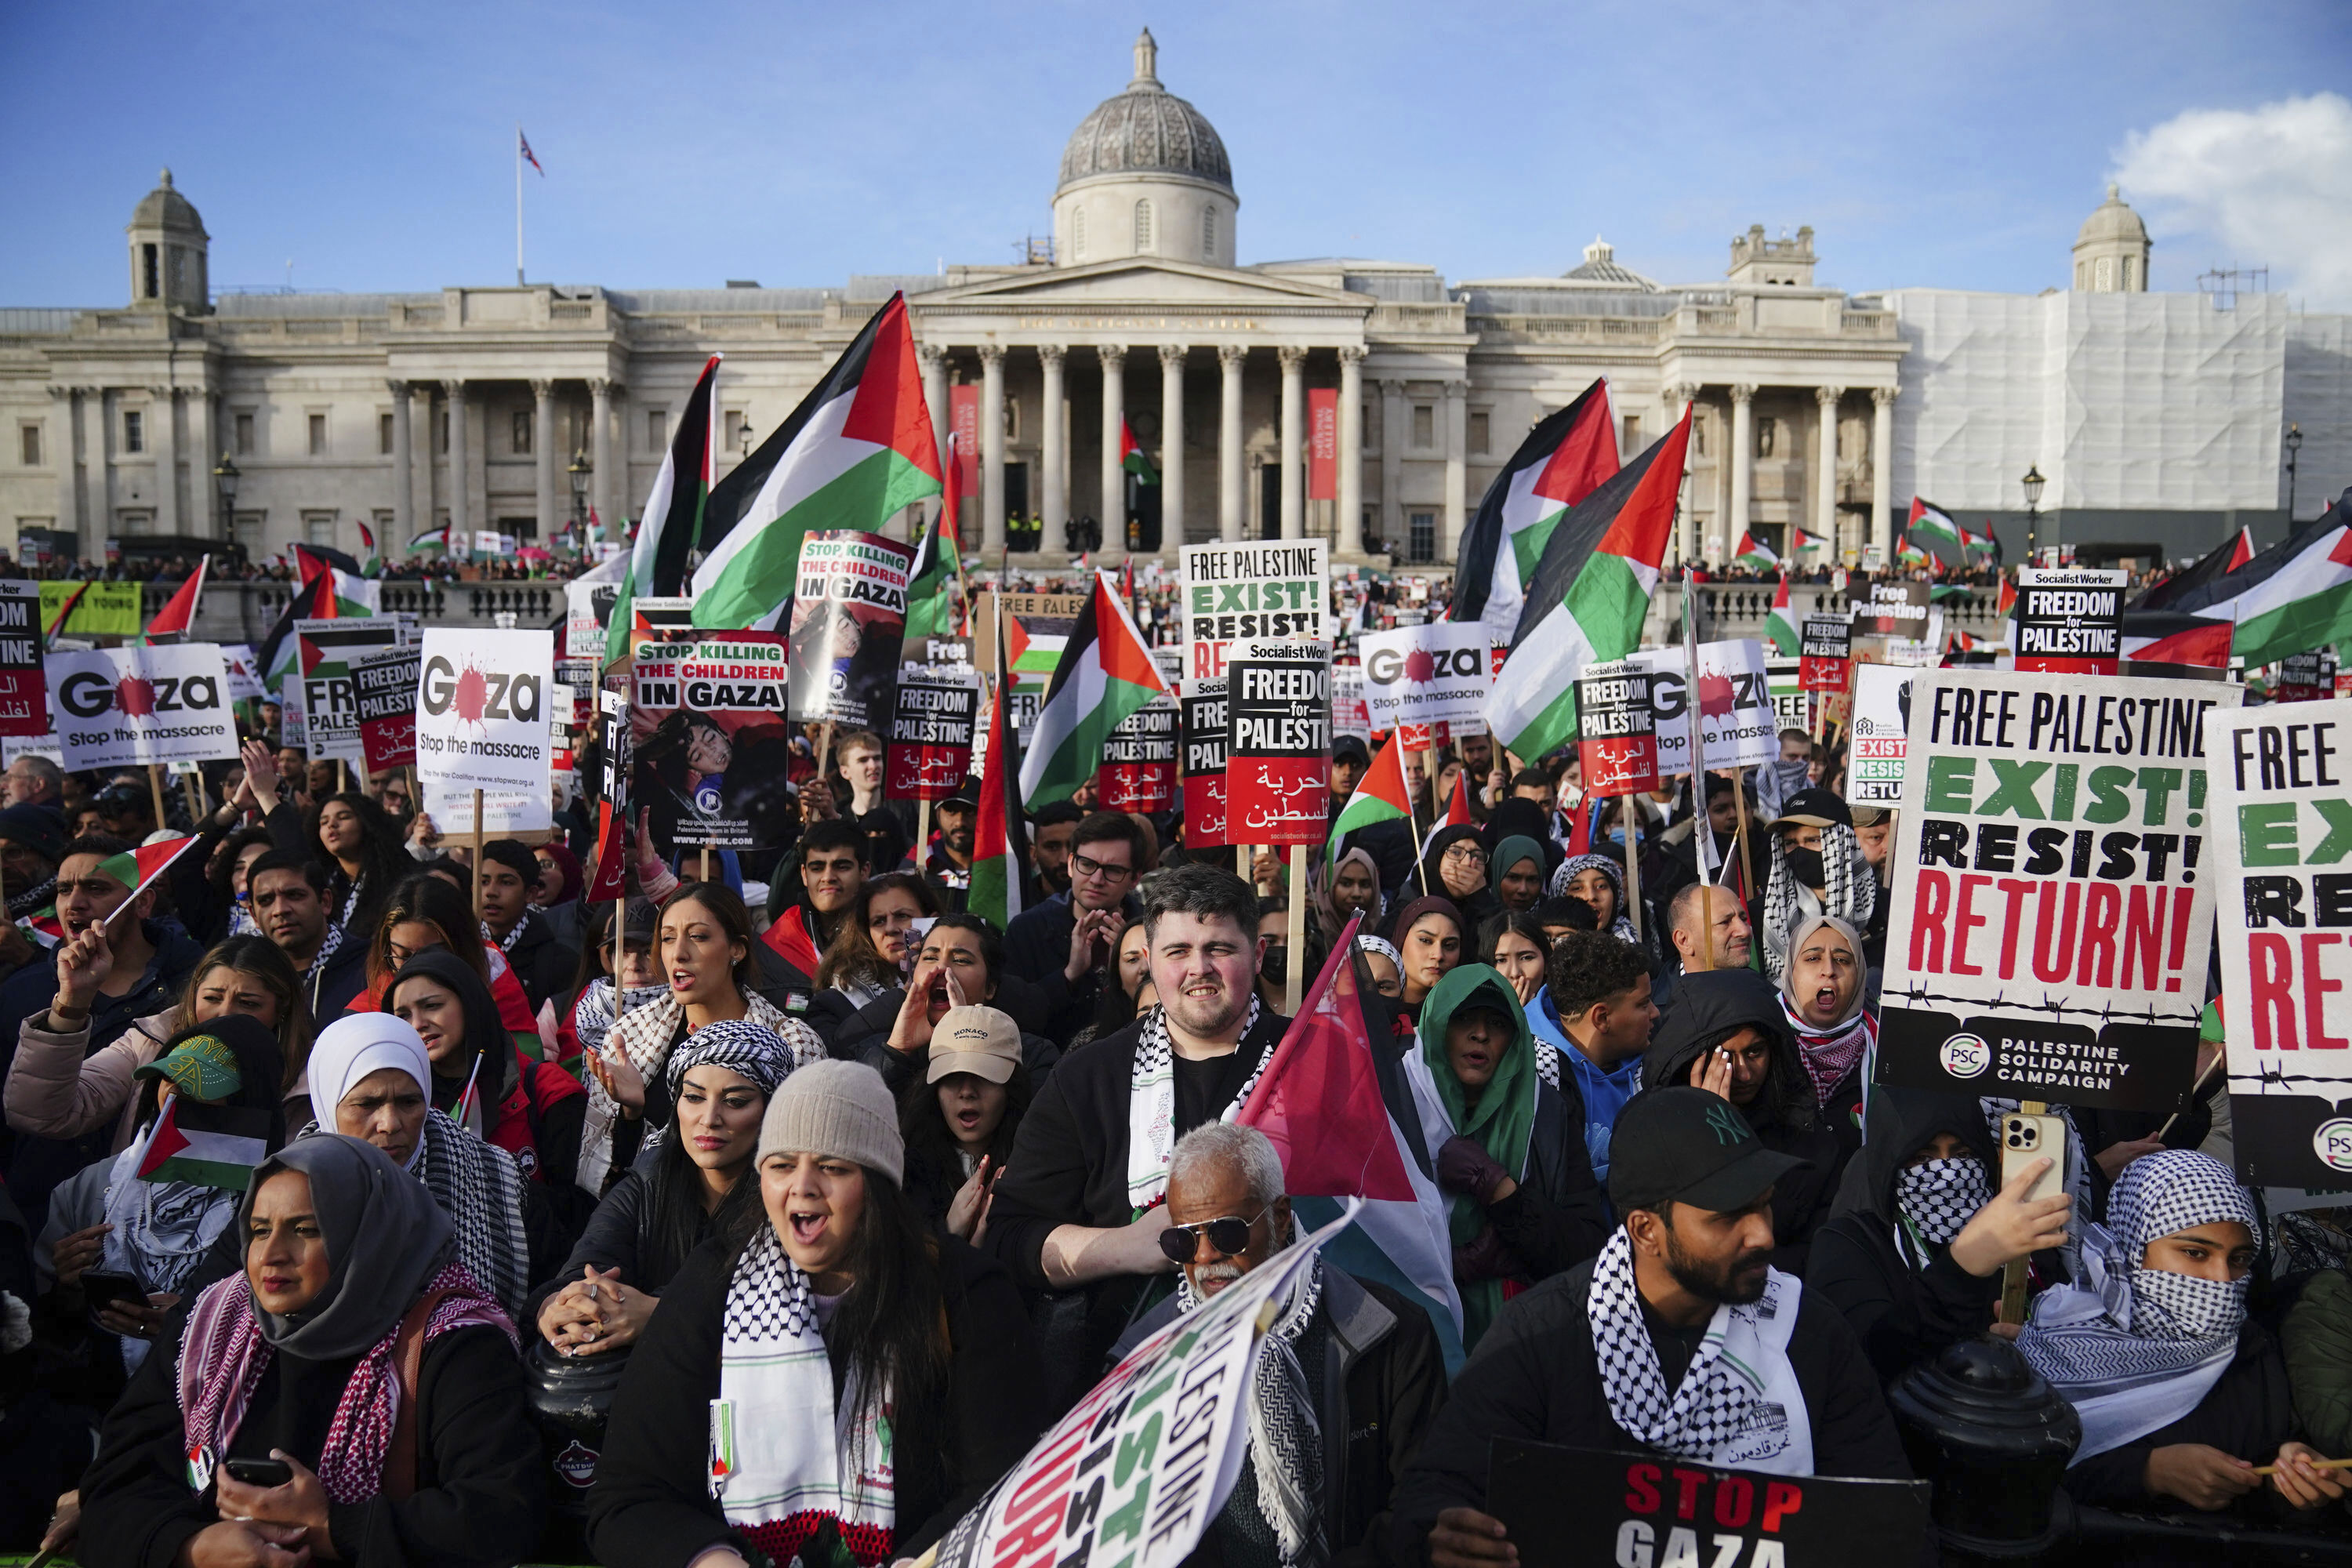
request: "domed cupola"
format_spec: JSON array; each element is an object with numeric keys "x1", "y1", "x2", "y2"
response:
[
  {"x1": 127, "y1": 168, "x2": 209, "y2": 312},
  {"x1": 1053, "y1": 31, "x2": 1239, "y2": 268},
  {"x1": 2072, "y1": 183, "x2": 2151, "y2": 293}
]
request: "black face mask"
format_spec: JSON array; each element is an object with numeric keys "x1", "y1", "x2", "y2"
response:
[
  {"x1": 1261, "y1": 946, "x2": 1287, "y2": 985},
  {"x1": 1784, "y1": 848, "x2": 1827, "y2": 887}
]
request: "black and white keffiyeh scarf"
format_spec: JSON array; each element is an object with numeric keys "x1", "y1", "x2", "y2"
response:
[
  {"x1": 1176, "y1": 1247, "x2": 1327, "y2": 1568},
  {"x1": 1894, "y1": 1157, "x2": 1994, "y2": 1266},
  {"x1": 2016, "y1": 1149, "x2": 2256, "y2": 1461},
  {"x1": 484, "y1": 907, "x2": 532, "y2": 956},
  {"x1": 292, "y1": 1108, "x2": 532, "y2": 1319},
  {"x1": 1760, "y1": 826, "x2": 1874, "y2": 983},
  {"x1": 578, "y1": 990, "x2": 824, "y2": 1196},
  {"x1": 1126, "y1": 996, "x2": 1267, "y2": 1215},
  {"x1": 571, "y1": 978, "x2": 669, "y2": 1067},
  {"x1": 664, "y1": 1017, "x2": 797, "y2": 1099},
  {"x1": 1548, "y1": 853, "x2": 1641, "y2": 946},
  {"x1": 710, "y1": 1224, "x2": 894, "y2": 1566}
]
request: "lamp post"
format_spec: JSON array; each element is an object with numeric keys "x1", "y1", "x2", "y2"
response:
[
  {"x1": 736, "y1": 412, "x2": 755, "y2": 459},
  {"x1": 2286, "y1": 423, "x2": 2303, "y2": 524},
  {"x1": 2022, "y1": 463, "x2": 2046, "y2": 562},
  {"x1": 567, "y1": 449, "x2": 591, "y2": 557},
  {"x1": 212, "y1": 452, "x2": 240, "y2": 544}
]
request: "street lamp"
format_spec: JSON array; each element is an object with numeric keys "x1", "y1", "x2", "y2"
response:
[
  {"x1": 212, "y1": 452, "x2": 240, "y2": 540},
  {"x1": 737, "y1": 413, "x2": 755, "y2": 458},
  {"x1": 2021, "y1": 463, "x2": 2046, "y2": 561},
  {"x1": 2286, "y1": 424, "x2": 2304, "y2": 524},
  {"x1": 567, "y1": 449, "x2": 592, "y2": 554}
]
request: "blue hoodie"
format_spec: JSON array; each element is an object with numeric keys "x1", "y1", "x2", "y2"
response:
[{"x1": 1526, "y1": 985, "x2": 1642, "y2": 1188}]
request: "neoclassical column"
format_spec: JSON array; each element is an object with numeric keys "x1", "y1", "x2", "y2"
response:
[
  {"x1": 148, "y1": 387, "x2": 180, "y2": 535},
  {"x1": 1098, "y1": 344, "x2": 1127, "y2": 557},
  {"x1": 47, "y1": 387, "x2": 75, "y2": 535},
  {"x1": 587, "y1": 379, "x2": 615, "y2": 539},
  {"x1": 532, "y1": 379, "x2": 557, "y2": 541},
  {"x1": 978, "y1": 345, "x2": 1007, "y2": 559},
  {"x1": 1336, "y1": 347, "x2": 1366, "y2": 558},
  {"x1": 1815, "y1": 385, "x2": 1845, "y2": 551},
  {"x1": 1217, "y1": 345, "x2": 1246, "y2": 542},
  {"x1": 443, "y1": 379, "x2": 470, "y2": 545},
  {"x1": 1159, "y1": 343, "x2": 1187, "y2": 560},
  {"x1": 85, "y1": 387, "x2": 111, "y2": 555},
  {"x1": 1378, "y1": 379, "x2": 1404, "y2": 551},
  {"x1": 1278, "y1": 346, "x2": 1306, "y2": 541},
  {"x1": 1442, "y1": 380, "x2": 1468, "y2": 557},
  {"x1": 1871, "y1": 387, "x2": 1897, "y2": 563},
  {"x1": 387, "y1": 381, "x2": 414, "y2": 546},
  {"x1": 191, "y1": 388, "x2": 215, "y2": 535},
  {"x1": 916, "y1": 343, "x2": 949, "y2": 477},
  {"x1": 1728, "y1": 384, "x2": 1755, "y2": 566},
  {"x1": 1039, "y1": 345, "x2": 1067, "y2": 550}
]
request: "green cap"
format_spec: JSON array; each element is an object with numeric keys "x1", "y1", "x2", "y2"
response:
[{"x1": 133, "y1": 1032, "x2": 242, "y2": 1102}]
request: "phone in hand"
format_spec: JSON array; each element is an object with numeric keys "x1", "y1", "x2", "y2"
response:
[
  {"x1": 1999, "y1": 1113, "x2": 2070, "y2": 1207},
  {"x1": 224, "y1": 1457, "x2": 293, "y2": 1489},
  {"x1": 78, "y1": 1270, "x2": 147, "y2": 1315}
]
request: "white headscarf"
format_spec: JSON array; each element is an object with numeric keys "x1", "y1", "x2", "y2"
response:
[{"x1": 306, "y1": 1014, "x2": 434, "y2": 1174}]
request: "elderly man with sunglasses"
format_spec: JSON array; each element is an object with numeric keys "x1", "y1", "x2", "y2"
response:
[
  {"x1": 1001, "y1": 810, "x2": 1154, "y2": 1045},
  {"x1": 1109, "y1": 1123, "x2": 1447, "y2": 1568}
]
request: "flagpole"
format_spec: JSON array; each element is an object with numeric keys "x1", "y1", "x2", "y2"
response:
[{"x1": 515, "y1": 125, "x2": 525, "y2": 286}]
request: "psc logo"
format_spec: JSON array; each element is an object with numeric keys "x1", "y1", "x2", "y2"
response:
[
  {"x1": 1367, "y1": 644, "x2": 1483, "y2": 685},
  {"x1": 58, "y1": 670, "x2": 221, "y2": 721},
  {"x1": 2313, "y1": 1118, "x2": 2352, "y2": 1174},
  {"x1": 420, "y1": 657, "x2": 542, "y2": 724},
  {"x1": 1939, "y1": 1032, "x2": 1992, "y2": 1080}
]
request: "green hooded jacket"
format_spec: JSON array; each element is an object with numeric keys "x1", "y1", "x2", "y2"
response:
[{"x1": 1417, "y1": 961, "x2": 1541, "y2": 1345}]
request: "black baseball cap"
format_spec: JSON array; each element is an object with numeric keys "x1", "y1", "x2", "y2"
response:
[
  {"x1": 1332, "y1": 735, "x2": 1372, "y2": 770},
  {"x1": 1607, "y1": 1087, "x2": 1809, "y2": 1217},
  {"x1": 1770, "y1": 787, "x2": 1851, "y2": 831}
]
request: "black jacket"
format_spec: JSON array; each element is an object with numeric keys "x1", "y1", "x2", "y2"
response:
[
  {"x1": 79, "y1": 1312, "x2": 546, "y2": 1568},
  {"x1": 1001, "y1": 890, "x2": 1140, "y2": 1045},
  {"x1": 499, "y1": 907, "x2": 575, "y2": 1014},
  {"x1": 1387, "y1": 1255, "x2": 1910, "y2": 1563},
  {"x1": 1112, "y1": 1268, "x2": 1449, "y2": 1568},
  {"x1": 303, "y1": 928, "x2": 371, "y2": 1022},
  {"x1": 1642, "y1": 967, "x2": 1846, "y2": 1273},
  {"x1": 1809, "y1": 1087, "x2": 2004, "y2": 1385},
  {"x1": 1483, "y1": 1077, "x2": 1613, "y2": 1282},
  {"x1": 2063, "y1": 1319, "x2": 2302, "y2": 1514},
  {"x1": 586, "y1": 1230, "x2": 1048, "y2": 1566}
]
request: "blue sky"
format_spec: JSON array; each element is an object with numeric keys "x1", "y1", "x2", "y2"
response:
[{"x1": 3, "y1": 0, "x2": 2347, "y2": 307}]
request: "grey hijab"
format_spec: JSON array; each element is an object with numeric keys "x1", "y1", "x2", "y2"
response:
[{"x1": 238, "y1": 1134, "x2": 456, "y2": 1360}]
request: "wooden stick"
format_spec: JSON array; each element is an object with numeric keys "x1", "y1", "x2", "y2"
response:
[
  {"x1": 612, "y1": 891, "x2": 626, "y2": 996},
  {"x1": 1622, "y1": 797, "x2": 1643, "y2": 947},
  {"x1": 338, "y1": 757, "x2": 349, "y2": 796},
  {"x1": 407, "y1": 763, "x2": 419, "y2": 818},
  {"x1": 699, "y1": 843, "x2": 711, "y2": 882},
  {"x1": 1998, "y1": 1097, "x2": 2050, "y2": 1327},
  {"x1": 2155, "y1": 1052, "x2": 2227, "y2": 1142},
  {"x1": 1726, "y1": 768, "x2": 1758, "y2": 912},
  {"x1": 2252, "y1": 1457, "x2": 2352, "y2": 1476},
  {"x1": 1283, "y1": 844, "x2": 1306, "y2": 1017},
  {"x1": 180, "y1": 769, "x2": 202, "y2": 828},
  {"x1": 147, "y1": 764, "x2": 167, "y2": 834},
  {"x1": 470, "y1": 788, "x2": 485, "y2": 920},
  {"x1": 916, "y1": 798, "x2": 932, "y2": 873}
]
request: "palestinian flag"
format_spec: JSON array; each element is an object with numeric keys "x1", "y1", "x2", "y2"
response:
[
  {"x1": 1329, "y1": 732, "x2": 1412, "y2": 862},
  {"x1": 1418, "y1": 769, "x2": 1475, "y2": 860},
  {"x1": 99, "y1": 834, "x2": 201, "y2": 913},
  {"x1": 143, "y1": 554, "x2": 208, "y2": 644},
  {"x1": 355, "y1": 519, "x2": 381, "y2": 576},
  {"x1": 691, "y1": 296, "x2": 942, "y2": 631},
  {"x1": 904, "y1": 433, "x2": 966, "y2": 644},
  {"x1": 1120, "y1": 419, "x2": 1158, "y2": 483},
  {"x1": 42, "y1": 580, "x2": 92, "y2": 649},
  {"x1": 2132, "y1": 525, "x2": 2254, "y2": 612},
  {"x1": 970, "y1": 618, "x2": 1030, "y2": 928},
  {"x1": 406, "y1": 525, "x2": 452, "y2": 554},
  {"x1": 608, "y1": 354, "x2": 721, "y2": 663},
  {"x1": 1452, "y1": 379, "x2": 1618, "y2": 644},
  {"x1": 1958, "y1": 523, "x2": 1998, "y2": 558},
  {"x1": 1789, "y1": 525, "x2": 1828, "y2": 556},
  {"x1": 1894, "y1": 536, "x2": 1929, "y2": 568},
  {"x1": 1907, "y1": 498, "x2": 1962, "y2": 546},
  {"x1": 1018, "y1": 572, "x2": 1170, "y2": 809},
  {"x1": 136, "y1": 1097, "x2": 271, "y2": 1192},
  {"x1": 1764, "y1": 574, "x2": 1800, "y2": 655},
  {"x1": 2169, "y1": 495, "x2": 2352, "y2": 667},
  {"x1": 1486, "y1": 407, "x2": 1691, "y2": 762},
  {"x1": 1733, "y1": 531, "x2": 1779, "y2": 571},
  {"x1": 289, "y1": 545, "x2": 380, "y2": 615},
  {"x1": 255, "y1": 567, "x2": 338, "y2": 691},
  {"x1": 759, "y1": 902, "x2": 822, "y2": 984},
  {"x1": 2121, "y1": 610, "x2": 2234, "y2": 669}
]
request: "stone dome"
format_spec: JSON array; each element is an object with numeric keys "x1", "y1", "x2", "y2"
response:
[
  {"x1": 1058, "y1": 30, "x2": 1232, "y2": 194},
  {"x1": 2076, "y1": 183, "x2": 2147, "y2": 249},
  {"x1": 131, "y1": 168, "x2": 206, "y2": 237}
]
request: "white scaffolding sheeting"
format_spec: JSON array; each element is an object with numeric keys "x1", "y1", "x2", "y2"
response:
[{"x1": 2287, "y1": 315, "x2": 2352, "y2": 517}]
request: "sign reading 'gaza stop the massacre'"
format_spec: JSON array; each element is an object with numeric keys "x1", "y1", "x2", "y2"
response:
[
  {"x1": 1877, "y1": 670, "x2": 2238, "y2": 1111},
  {"x1": 412, "y1": 628, "x2": 554, "y2": 796},
  {"x1": 46, "y1": 643, "x2": 238, "y2": 771},
  {"x1": 1226, "y1": 640, "x2": 1330, "y2": 847}
]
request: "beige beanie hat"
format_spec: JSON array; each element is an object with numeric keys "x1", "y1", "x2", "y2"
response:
[{"x1": 757, "y1": 1059, "x2": 904, "y2": 1185}]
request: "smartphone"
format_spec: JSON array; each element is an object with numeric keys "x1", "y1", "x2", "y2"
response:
[
  {"x1": 224, "y1": 1457, "x2": 293, "y2": 1488},
  {"x1": 77, "y1": 1270, "x2": 147, "y2": 1313},
  {"x1": 1999, "y1": 1113, "x2": 2070, "y2": 1206}
]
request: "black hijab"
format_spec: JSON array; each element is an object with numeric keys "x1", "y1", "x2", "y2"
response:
[
  {"x1": 1642, "y1": 967, "x2": 1816, "y2": 1134},
  {"x1": 383, "y1": 949, "x2": 512, "y2": 1115}
]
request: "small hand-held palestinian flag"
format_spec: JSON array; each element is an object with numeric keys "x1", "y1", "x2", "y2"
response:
[
  {"x1": 1957, "y1": 522, "x2": 1998, "y2": 559},
  {"x1": 1018, "y1": 571, "x2": 1171, "y2": 810},
  {"x1": 1995, "y1": 575, "x2": 2018, "y2": 620},
  {"x1": 1486, "y1": 406, "x2": 1692, "y2": 762},
  {"x1": 1453, "y1": 378, "x2": 1619, "y2": 644},
  {"x1": 1789, "y1": 525, "x2": 1828, "y2": 556},
  {"x1": 1120, "y1": 419, "x2": 1158, "y2": 484},
  {"x1": 585, "y1": 800, "x2": 626, "y2": 902},
  {"x1": 43, "y1": 579, "x2": 92, "y2": 650},
  {"x1": 100, "y1": 835, "x2": 201, "y2": 926},
  {"x1": 970, "y1": 616, "x2": 1030, "y2": 929},
  {"x1": 256, "y1": 563, "x2": 339, "y2": 691},
  {"x1": 692, "y1": 295, "x2": 942, "y2": 631},
  {"x1": 354, "y1": 519, "x2": 381, "y2": 576},
  {"x1": 1733, "y1": 530, "x2": 1779, "y2": 571},
  {"x1": 2120, "y1": 611, "x2": 2235, "y2": 669},
  {"x1": 610, "y1": 354, "x2": 721, "y2": 662},
  {"x1": 452, "y1": 1052, "x2": 486, "y2": 1139},
  {"x1": 1907, "y1": 497, "x2": 1962, "y2": 547},
  {"x1": 1328, "y1": 731, "x2": 1412, "y2": 862},
  {"x1": 136, "y1": 1096, "x2": 272, "y2": 1192},
  {"x1": 758, "y1": 903, "x2": 822, "y2": 985},
  {"x1": 1764, "y1": 573, "x2": 1800, "y2": 655},
  {"x1": 406, "y1": 525, "x2": 452, "y2": 554},
  {"x1": 1894, "y1": 536, "x2": 1929, "y2": 568},
  {"x1": 143, "y1": 555, "x2": 209, "y2": 644}
]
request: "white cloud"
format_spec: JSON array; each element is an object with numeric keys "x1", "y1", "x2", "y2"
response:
[{"x1": 2114, "y1": 93, "x2": 2352, "y2": 310}]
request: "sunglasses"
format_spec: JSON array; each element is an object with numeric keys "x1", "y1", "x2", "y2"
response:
[{"x1": 1155, "y1": 1205, "x2": 1272, "y2": 1265}]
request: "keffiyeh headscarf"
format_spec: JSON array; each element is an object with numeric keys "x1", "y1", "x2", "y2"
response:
[
  {"x1": 2016, "y1": 1150, "x2": 2259, "y2": 1461},
  {"x1": 1774, "y1": 913, "x2": 1875, "y2": 1110},
  {"x1": 664, "y1": 1017, "x2": 798, "y2": 1099},
  {"x1": 572, "y1": 977, "x2": 670, "y2": 1066},
  {"x1": 1175, "y1": 1240, "x2": 1328, "y2": 1568},
  {"x1": 1548, "y1": 853, "x2": 1640, "y2": 945},
  {"x1": 1760, "y1": 824, "x2": 1874, "y2": 982},
  {"x1": 1896, "y1": 1159, "x2": 1994, "y2": 1252}
]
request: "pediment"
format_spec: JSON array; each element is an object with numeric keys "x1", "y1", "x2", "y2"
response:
[{"x1": 917, "y1": 259, "x2": 1364, "y2": 311}]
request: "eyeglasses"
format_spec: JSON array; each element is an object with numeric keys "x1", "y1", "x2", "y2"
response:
[
  {"x1": 1156, "y1": 1205, "x2": 1272, "y2": 1265},
  {"x1": 1071, "y1": 851, "x2": 1136, "y2": 883},
  {"x1": 1442, "y1": 844, "x2": 1488, "y2": 865}
]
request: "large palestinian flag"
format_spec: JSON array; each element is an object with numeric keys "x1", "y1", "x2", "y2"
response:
[
  {"x1": 904, "y1": 433, "x2": 966, "y2": 644},
  {"x1": 2121, "y1": 611, "x2": 2234, "y2": 670},
  {"x1": 1120, "y1": 419, "x2": 1158, "y2": 484},
  {"x1": 607, "y1": 354, "x2": 720, "y2": 664},
  {"x1": 255, "y1": 563, "x2": 339, "y2": 691},
  {"x1": 1451, "y1": 379, "x2": 1619, "y2": 644},
  {"x1": 690, "y1": 296, "x2": 942, "y2": 630},
  {"x1": 2169, "y1": 496, "x2": 2352, "y2": 667},
  {"x1": 2131, "y1": 524, "x2": 2254, "y2": 612},
  {"x1": 1485, "y1": 407, "x2": 1691, "y2": 762},
  {"x1": 1018, "y1": 572, "x2": 1170, "y2": 809},
  {"x1": 971, "y1": 615, "x2": 1033, "y2": 929}
]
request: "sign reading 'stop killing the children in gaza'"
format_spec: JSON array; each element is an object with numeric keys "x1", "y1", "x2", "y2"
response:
[{"x1": 1877, "y1": 669, "x2": 2238, "y2": 1111}]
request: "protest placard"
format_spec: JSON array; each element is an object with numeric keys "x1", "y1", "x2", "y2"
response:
[
  {"x1": 219, "y1": 644, "x2": 266, "y2": 705},
  {"x1": 2014, "y1": 567, "x2": 2125, "y2": 675},
  {"x1": 39, "y1": 580, "x2": 140, "y2": 639},
  {"x1": 1576, "y1": 661, "x2": 1658, "y2": 797},
  {"x1": 1331, "y1": 665, "x2": 1370, "y2": 739},
  {"x1": 1486, "y1": 1442, "x2": 1930, "y2": 1568},
  {"x1": 350, "y1": 645, "x2": 420, "y2": 772},
  {"x1": 294, "y1": 619, "x2": 405, "y2": 765},
  {"x1": 47, "y1": 643, "x2": 238, "y2": 771},
  {"x1": 2208, "y1": 700, "x2": 2352, "y2": 1185},
  {"x1": 1849, "y1": 578, "x2": 1930, "y2": 640},
  {"x1": 564, "y1": 579, "x2": 619, "y2": 661},
  {"x1": 1876, "y1": 670, "x2": 2236, "y2": 1109},
  {"x1": 1800, "y1": 615, "x2": 1852, "y2": 693},
  {"x1": 927, "y1": 1207, "x2": 1352, "y2": 1568},
  {"x1": 0, "y1": 583, "x2": 44, "y2": 738},
  {"x1": 1099, "y1": 692, "x2": 1177, "y2": 813},
  {"x1": 1226, "y1": 640, "x2": 1330, "y2": 846},
  {"x1": 630, "y1": 631, "x2": 796, "y2": 850},
  {"x1": 1847, "y1": 664, "x2": 1913, "y2": 805},
  {"x1": 414, "y1": 628, "x2": 554, "y2": 797},
  {"x1": 1358, "y1": 622, "x2": 1489, "y2": 731},
  {"x1": 1178, "y1": 539, "x2": 1330, "y2": 680},
  {"x1": 787, "y1": 530, "x2": 914, "y2": 728},
  {"x1": 2278, "y1": 650, "x2": 2338, "y2": 704},
  {"x1": 885, "y1": 663, "x2": 979, "y2": 801},
  {"x1": 1634, "y1": 639, "x2": 1777, "y2": 777},
  {"x1": 1180, "y1": 677, "x2": 1229, "y2": 849}
]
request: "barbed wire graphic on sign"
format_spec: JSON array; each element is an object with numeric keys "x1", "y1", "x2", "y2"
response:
[{"x1": 1889, "y1": 982, "x2": 2187, "y2": 1029}]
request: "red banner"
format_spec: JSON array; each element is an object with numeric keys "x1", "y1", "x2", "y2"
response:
[
  {"x1": 1799, "y1": 655, "x2": 1851, "y2": 693},
  {"x1": 949, "y1": 384, "x2": 980, "y2": 497},
  {"x1": 1308, "y1": 388, "x2": 1338, "y2": 502}
]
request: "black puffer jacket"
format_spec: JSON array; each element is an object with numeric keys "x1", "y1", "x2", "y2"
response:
[{"x1": 1642, "y1": 967, "x2": 1846, "y2": 1272}]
